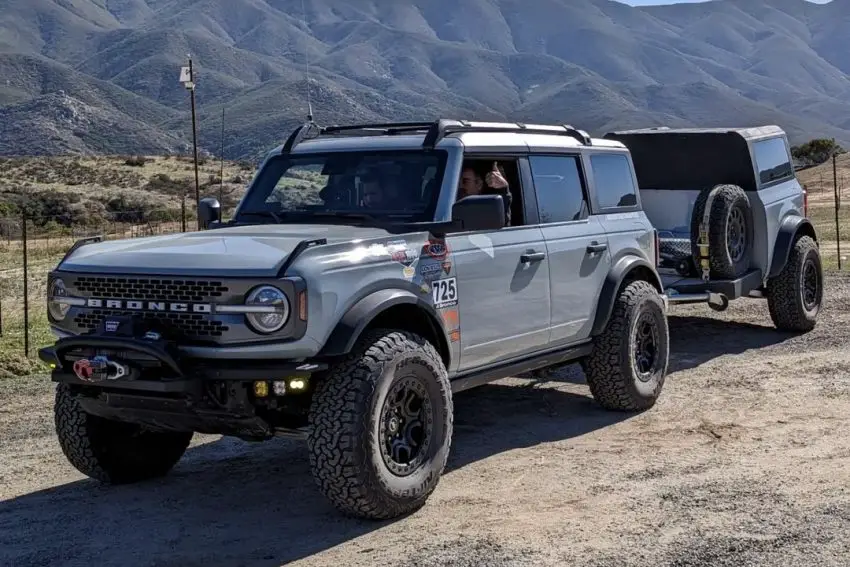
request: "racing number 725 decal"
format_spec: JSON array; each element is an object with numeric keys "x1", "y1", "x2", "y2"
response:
[{"x1": 431, "y1": 277, "x2": 457, "y2": 309}]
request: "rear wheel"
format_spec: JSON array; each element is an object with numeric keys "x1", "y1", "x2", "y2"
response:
[
  {"x1": 307, "y1": 329, "x2": 453, "y2": 520},
  {"x1": 54, "y1": 383, "x2": 193, "y2": 483},
  {"x1": 582, "y1": 279, "x2": 669, "y2": 411},
  {"x1": 766, "y1": 235, "x2": 822, "y2": 332}
]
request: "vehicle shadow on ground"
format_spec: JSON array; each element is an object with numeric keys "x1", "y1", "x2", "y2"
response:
[
  {"x1": 666, "y1": 314, "x2": 797, "y2": 373},
  {"x1": 0, "y1": 382, "x2": 628, "y2": 567}
]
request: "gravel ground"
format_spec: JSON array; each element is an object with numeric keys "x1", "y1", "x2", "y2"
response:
[{"x1": 2, "y1": 272, "x2": 850, "y2": 567}]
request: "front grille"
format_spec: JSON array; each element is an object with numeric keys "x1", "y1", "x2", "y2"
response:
[
  {"x1": 74, "y1": 309, "x2": 229, "y2": 338},
  {"x1": 73, "y1": 276, "x2": 229, "y2": 303}
]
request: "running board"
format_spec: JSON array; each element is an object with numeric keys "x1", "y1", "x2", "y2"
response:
[
  {"x1": 450, "y1": 342, "x2": 594, "y2": 394},
  {"x1": 664, "y1": 290, "x2": 730, "y2": 311}
]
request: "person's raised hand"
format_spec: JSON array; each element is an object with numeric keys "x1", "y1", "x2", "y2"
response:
[{"x1": 485, "y1": 161, "x2": 507, "y2": 189}]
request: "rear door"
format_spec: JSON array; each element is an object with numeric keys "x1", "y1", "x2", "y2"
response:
[{"x1": 523, "y1": 153, "x2": 611, "y2": 345}]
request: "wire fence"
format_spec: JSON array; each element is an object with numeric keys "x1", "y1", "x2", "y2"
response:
[
  {"x1": 0, "y1": 208, "x2": 198, "y2": 359},
  {"x1": 0, "y1": 182, "x2": 847, "y2": 360}
]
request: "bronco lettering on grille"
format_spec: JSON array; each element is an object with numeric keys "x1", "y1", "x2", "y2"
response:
[{"x1": 85, "y1": 298, "x2": 212, "y2": 313}]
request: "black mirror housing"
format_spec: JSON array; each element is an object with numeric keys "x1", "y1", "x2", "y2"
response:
[
  {"x1": 451, "y1": 194, "x2": 505, "y2": 232},
  {"x1": 198, "y1": 197, "x2": 221, "y2": 229}
]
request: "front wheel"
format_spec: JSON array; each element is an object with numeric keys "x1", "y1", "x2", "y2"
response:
[
  {"x1": 766, "y1": 235, "x2": 823, "y2": 332},
  {"x1": 581, "y1": 279, "x2": 670, "y2": 411},
  {"x1": 307, "y1": 329, "x2": 453, "y2": 520},
  {"x1": 54, "y1": 383, "x2": 193, "y2": 483}
]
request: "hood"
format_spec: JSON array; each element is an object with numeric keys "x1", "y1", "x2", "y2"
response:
[{"x1": 57, "y1": 223, "x2": 395, "y2": 277}]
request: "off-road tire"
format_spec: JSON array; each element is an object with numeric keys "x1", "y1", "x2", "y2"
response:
[
  {"x1": 581, "y1": 279, "x2": 669, "y2": 411},
  {"x1": 54, "y1": 383, "x2": 193, "y2": 483},
  {"x1": 690, "y1": 184, "x2": 754, "y2": 279},
  {"x1": 307, "y1": 329, "x2": 453, "y2": 520},
  {"x1": 766, "y1": 235, "x2": 823, "y2": 332}
]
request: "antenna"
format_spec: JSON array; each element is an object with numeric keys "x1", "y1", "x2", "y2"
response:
[
  {"x1": 301, "y1": 0, "x2": 314, "y2": 124},
  {"x1": 219, "y1": 105, "x2": 225, "y2": 205}
]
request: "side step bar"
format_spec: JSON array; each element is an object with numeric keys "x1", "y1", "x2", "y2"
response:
[{"x1": 664, "y1": 291, "x2": 729, "y2": 311}]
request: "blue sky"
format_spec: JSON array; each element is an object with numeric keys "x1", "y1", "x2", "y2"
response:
[{"x1": 618, "y1": 0, "x2": 830, "y2": 4}]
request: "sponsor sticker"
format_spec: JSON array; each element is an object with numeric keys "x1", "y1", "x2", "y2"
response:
[
  {"x1": 424, "y1": 240, "x2": 449, "y2": 260},
  {"x1": 419, "y1": 262, "x2": 442, "y2": 280},
  {"x1": 431, "y1": 277, "x2": 458, "y2": 309}
]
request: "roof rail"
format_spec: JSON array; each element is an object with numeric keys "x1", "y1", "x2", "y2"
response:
[
  {"x1": 281, "y1": 119, "x2": 593, "y2": 153},
  {"x1": 281, "y1": 121, "x2": 437, "y2": 153},
  {"x1": 322, "y1": 122, "x2": 435, "y2": 135},
  {"x1": 422, "y1": 120, "x2": 592, "y2": 149}
]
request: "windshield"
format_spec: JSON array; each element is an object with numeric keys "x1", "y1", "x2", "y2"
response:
[{"x1": 235, "y1": 150, "x2": 447, "y2": 223}]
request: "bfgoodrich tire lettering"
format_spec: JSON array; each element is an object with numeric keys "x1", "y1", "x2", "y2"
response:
[
  {"x1": 307, "y1": 329, "x2": 453, "y2": 520},
  {"x1": 582, "y1": 279, "x2": 669, "y2": 411},
  {"x1": 54, "y1": 383, "x2": 193, "y2": 483},
  {"x1": 766, "y1": 235, "x2": 822, "y2": 332}
]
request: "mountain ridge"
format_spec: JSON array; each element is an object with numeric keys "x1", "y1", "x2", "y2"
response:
[{"x1": 1, "y1": 0, "x2": 849, "y2": 159}]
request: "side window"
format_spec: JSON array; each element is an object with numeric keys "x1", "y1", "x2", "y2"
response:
[
  {"x1": 589, "y1": 153, "x2": 638, "y2": 210},
  {"x1": 528, "y1": 155, "x2": 587, "y2": 223},
  {"x1": 753, "y1": 137, "x2": 793, "y2": 185}
]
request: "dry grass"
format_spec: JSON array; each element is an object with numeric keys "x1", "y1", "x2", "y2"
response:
[{"x1": 796, "y1": 152, "x2": 850, "y2": 204}]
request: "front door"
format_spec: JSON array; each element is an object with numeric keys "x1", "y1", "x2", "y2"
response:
[{"x1": 448, "y1": 225, "x2": 551, "y2": 372}]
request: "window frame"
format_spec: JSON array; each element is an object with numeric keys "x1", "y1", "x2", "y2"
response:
[
  {"x1": 523, "y1": 151, "x2": 591, "y2": 227},
  {"x1": 583, "y1": 149, "x2": 643, "y2": 215}
]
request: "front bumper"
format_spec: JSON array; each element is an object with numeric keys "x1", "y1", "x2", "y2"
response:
[{"x1": 39, "y1": 332, "x2": 327, "y2": 439}]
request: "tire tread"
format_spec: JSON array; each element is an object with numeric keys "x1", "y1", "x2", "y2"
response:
[
  {"x1": 581, "y1": 279, "x2": 669, "y2": 412},
  {"x1": 307, "y1": 329, "x2": 452, "y2": 520}
]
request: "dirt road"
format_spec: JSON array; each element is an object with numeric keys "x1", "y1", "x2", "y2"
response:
[{"x1": 3, "y1": 273, "x2": 850, "y2": 567}]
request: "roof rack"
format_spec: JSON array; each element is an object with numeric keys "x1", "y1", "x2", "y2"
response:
[
  {"x1": 281, "y1": 121, "x2": 436, "y2": 153},
  {"x1": 281, "y1": 119, "x2": 592, "y2": 153},
  {"x1": 422, "y1": 119, "x2": 592, "y2": 149}
]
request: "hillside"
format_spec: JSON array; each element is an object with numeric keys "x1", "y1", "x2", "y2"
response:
[{"x1": 2, "y1": 0, "x2": 850, "y2": 159}]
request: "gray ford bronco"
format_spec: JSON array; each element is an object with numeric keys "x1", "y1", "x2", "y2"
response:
[{"x1": 39, "y1": 119, "x2": 819, "y2": 520}]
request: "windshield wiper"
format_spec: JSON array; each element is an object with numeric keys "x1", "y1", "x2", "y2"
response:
[
  {"x1": 238, "y1": 210, "x2": 283, "y2": 223},
  {"x1": 306, "y1": 211, "x2": 379, "y2": 222}
]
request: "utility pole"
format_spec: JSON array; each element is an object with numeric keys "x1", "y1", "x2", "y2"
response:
[{"x1": 180, "y1": 55, "x2": 201, "y2": 230}]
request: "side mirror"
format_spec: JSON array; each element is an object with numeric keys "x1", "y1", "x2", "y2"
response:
[
  {"x1": 451, "y1": 194, "x2": 505, "y2": 232},
  {"x1": 198, "y1": 197, "x2": 221, "y2": 230}
]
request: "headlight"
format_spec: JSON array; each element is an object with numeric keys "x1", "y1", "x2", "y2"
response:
[
  {"x1": 47, "y1": 278, "x2": 70, "y2": 321},
  {"x1": 244, "y1": 285, "x2": 290, "y2": 334}
]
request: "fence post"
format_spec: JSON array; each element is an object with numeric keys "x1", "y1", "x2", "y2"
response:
[
  {"x1": 22, "y1": 211, "x2": 30, "y2": 358},
  {"x1": 834, "y1": 153, "x2": 842, "y2": 271}
]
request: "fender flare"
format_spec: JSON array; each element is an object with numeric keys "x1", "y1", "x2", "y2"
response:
[
  {"x1": 768, "y1": 215, "x2": 818, "y2": 279},
  {"x1": 318, "y1": 288, "x2": 447, "y2": 358},
  {"x1": 591, "y1": 255, "x2": 663, "y2": 336}
]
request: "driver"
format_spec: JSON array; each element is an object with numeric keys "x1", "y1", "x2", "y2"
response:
[{"x1": 361, "y1": 174, "x2": 399, "y2": 209}]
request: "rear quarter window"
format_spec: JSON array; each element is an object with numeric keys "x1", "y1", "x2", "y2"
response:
[
  {"x1": 753, "y1": 137, "x2": 794, "y2": 185},
  {"x1": 589, "y1": 153, "x2": 638, "y2": 210}
]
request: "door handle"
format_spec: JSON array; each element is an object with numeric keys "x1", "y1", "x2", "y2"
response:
[
  {"x1": 586, "y1": 242, "x2": 607, "y2": 254},
  {"x1": 521, "y1": 251, "x2": 546, "y2": 263}
]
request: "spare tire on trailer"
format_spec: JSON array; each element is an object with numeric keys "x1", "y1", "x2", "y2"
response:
[{"x1": 689, "y1": 184, "x2": 754, "y2": 280}]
